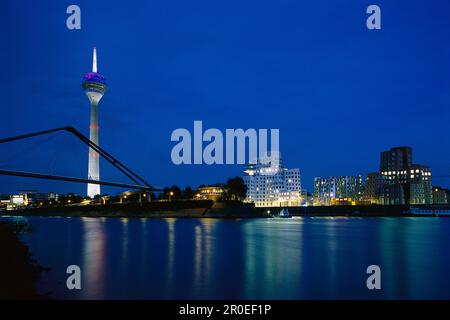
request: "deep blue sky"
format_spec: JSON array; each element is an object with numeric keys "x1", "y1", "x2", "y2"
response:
[{"x1": 1, "y1": 0, "x2": 450, "y2": 195}]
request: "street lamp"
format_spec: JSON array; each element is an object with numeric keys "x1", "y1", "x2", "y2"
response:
[{"x1": 169, "y1": 191, "x2": 174, "y2": 201}]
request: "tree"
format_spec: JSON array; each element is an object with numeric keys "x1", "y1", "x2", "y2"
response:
[
  {"x1": 183, "y1": 186, "x2": 194, "y2": 199},
  {"x1": 226, "y1": 177, "x2": 247, "y2": 201},
  {"x1": 161, "y1": 187, "x2": 170, "y2": 200},
  {"x1": 167, "y1": 185, "x2": 181, "y2": 200},
  {"x1": 59, "y1": 193, "x2": 83, "y2": 205}
]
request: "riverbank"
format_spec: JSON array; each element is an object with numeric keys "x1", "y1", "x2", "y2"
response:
[
  {"x1": 0, "y1": 221, "x2": 48, "y2": 299},
  {"x1": 277, "y1": 204, "x2": 450, "y2": 217},
  {"x1": 5, "y1": 200, "x2": 269, "y2": 218},
  {"x1": 3, "y1": 201, "x2": 450, "y2": 218}
]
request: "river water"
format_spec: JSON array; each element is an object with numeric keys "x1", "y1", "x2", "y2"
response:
[{"x1": 5, "y1": 216, "x2": 450, "y2": 299}]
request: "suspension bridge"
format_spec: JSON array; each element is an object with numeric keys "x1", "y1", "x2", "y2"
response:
[{"x1": 0, "y1": 126, "x2": 160, "y2": 199}]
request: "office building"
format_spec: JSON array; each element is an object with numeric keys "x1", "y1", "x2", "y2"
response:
[
  {"x1": 432, "y1": 186, "x2": 450, "y2": 205},
  {"x1": 195, "y1": 185, "x2": 228, "y2": 201},
  {"x1": 380, "y1": 146, "x2": 412, "y2": 172},
  {"x1": 364, "y1": 172, "x2": 383, "y2": 204},
  {"x1": 379, "y1": 147, "x2": 432, "y2": 205},
  {"x1": 243, "y1": 154, "x2": 302, "y2": 207},
  {"x1": 313, "y1": 175, "x2": 363, "y2": 206}
]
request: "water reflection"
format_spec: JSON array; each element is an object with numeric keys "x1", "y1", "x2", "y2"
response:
[
  {"x1": 242, "y1": 219, "x2": 304, "y2": 298},
  {"x1": 13, "y1": 216, "x2": 450, "y2": 299},
  {"x1": 324, "y1": 218, "x2": 338, "y2": 297},
  {"x1": 165, "y1": 218, "x2": 176, "y2": 297},
  {"x1": 139, "y1": 218, "x2": 148, "y2": 285},
  {"x1": 120, "y1": 218, "x2": 129, "y2": 272},
  {"x1": 191, "y1": 219, "x2": 215, "y2": 297},
  {"x1": 81, "y1": 217, "x2": 106, "y2": 299}
]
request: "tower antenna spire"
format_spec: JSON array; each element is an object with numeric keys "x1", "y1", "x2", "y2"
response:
[{"x1": 92, "y1": 47, "x2": 97, "y2": 73}]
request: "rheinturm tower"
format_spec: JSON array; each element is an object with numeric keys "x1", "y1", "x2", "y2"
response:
[{"x1": 82, "y1": 47, "x2": 107, "y2": 198}]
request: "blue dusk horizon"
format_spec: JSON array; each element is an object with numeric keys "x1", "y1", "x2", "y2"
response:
[{"x1": 1, "y1": 0, "x2": 450, "y2": 195}]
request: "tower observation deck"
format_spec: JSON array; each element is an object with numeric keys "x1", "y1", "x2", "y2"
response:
[{"x1": 82, "y1": 47, "x2": 107, "y2": 198}]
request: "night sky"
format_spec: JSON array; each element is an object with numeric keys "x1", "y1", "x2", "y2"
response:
[{"x1": 1, "y1": 0, "x2": 450, "y2": 195}]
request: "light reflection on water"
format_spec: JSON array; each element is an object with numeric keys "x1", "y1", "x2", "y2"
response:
[
  {"x1": 11, "y1": 216, "x2": 450, "y2": 299},
  {"x1": 81, "y1": 217, "x2": 106, "y2": 299}
]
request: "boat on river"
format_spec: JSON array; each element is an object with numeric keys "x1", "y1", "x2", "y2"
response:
[{"x1": 277, "y1": 208, "x2": 292, "y2": 218}]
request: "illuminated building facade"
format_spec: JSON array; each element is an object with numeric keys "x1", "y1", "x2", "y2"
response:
[
  {"x1": 432, "y1": 186, "x2": 450, "y2": 204},
  {"x1": 379, "y1": 147, "x2": 432, "y2": 205},
  {"x1": 313, "y1": 175, "x2": 363, "y2": 206},
  {"x1": 364, "y1": 172, "x2": 383, "y2": 204},
  {"x1": 195, "y1": 185, "x2": 228, "y2": 201},
  {"x1": 243, "y1": 155, "x2": 302, "y2": 207}
]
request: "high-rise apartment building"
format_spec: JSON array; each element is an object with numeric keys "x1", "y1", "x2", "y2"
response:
[
  {"x1": 364, "y1": 172, "x2": 383, "y2": 204},
  {"x1": 313, "y1": 175, "x2": 363, "y2": 206},
  {"x1": 380, "y1": 146, "x2": 412, "y2": 172},
  {"x1": 432, "y1": 186, "x2": 450, "y2": 204},
  {"x1": 379, "y1": 147, "x2": 432, "y2": 205}
]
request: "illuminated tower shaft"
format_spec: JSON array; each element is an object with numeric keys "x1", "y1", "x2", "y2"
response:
[
  {"x1": 88, "y1": 98, "x2": 100, "y2": 197},
  {"x1": 82, "y1": 47, "x2": 107, "y2": 198}
]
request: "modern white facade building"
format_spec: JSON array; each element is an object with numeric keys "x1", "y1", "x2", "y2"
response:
[{"x1": 243, "y1": 155, "x2": 302, "y2": 207}]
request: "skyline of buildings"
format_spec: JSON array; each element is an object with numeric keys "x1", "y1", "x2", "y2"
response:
[
  {"x1": 2, "y1": 142, "x2": 450, "y2": 210},
  {"x1": 241, "y1": 146, "x2": 447, "y2": 207},
  {"x1": 0, "y1": 190, "x2": 60, "y2": 211}
]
